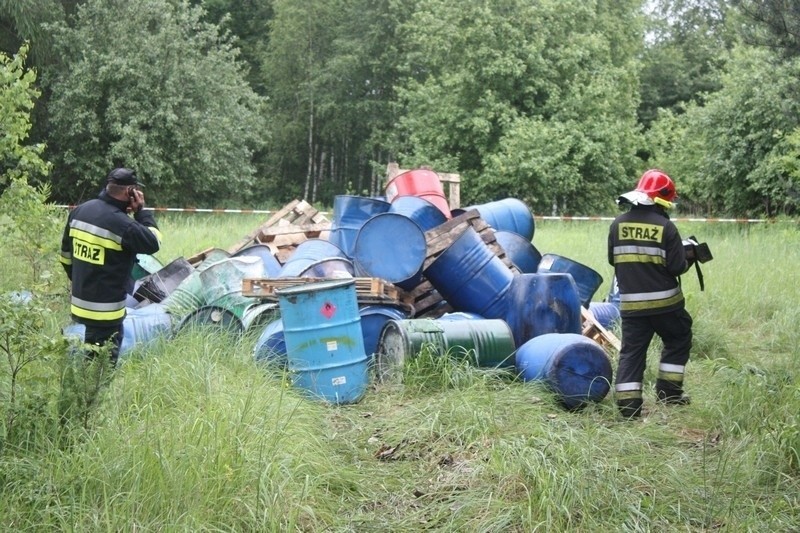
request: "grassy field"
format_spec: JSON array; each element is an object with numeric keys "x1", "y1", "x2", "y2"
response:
[{"x1": 1, "y1": 210, "x2": 798, "y2": 531}]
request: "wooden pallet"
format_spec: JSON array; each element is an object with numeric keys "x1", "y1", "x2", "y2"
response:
[
  {"x1": 400, "y1": 281, "x2": 452, "y2": 318},
  {"x1": 227, "y1": 199, "x2": 330, "y2": 254},
  {"x1": 581, "y1": 306, "x2": 621, "y2": 352},
  {"x1": 422, "y1": 209, "x2": 519, "y2": 273},
  {"x1": 242, "y1": 277, "x2": 401, "y2": 302}
]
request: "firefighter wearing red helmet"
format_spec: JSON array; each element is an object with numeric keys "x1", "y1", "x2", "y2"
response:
[{"x1": 608, "y1": 169, "x2": 694, "y2": 419}]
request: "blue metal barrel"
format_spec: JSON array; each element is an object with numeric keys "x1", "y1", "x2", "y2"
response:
[
  {"x1": 437, "y1": 311, "x2": 485, "y2": 321},
  {"x1": 329, "y1": 195, "x2": 391, "y2": 258},
  {"x1": 359, "y1": 305, "x2": 410, "y2": 362},
  {"x1": 494, "y1": 230, "x2": 542, "y2": 273},
  {"x1": 504, "y1": 273, "x2": 582, "y2": 347},
  {"x1": 62, "y1": 303, "x2": 175, "y2": 359},
  {"x1": 388, "y1": 195, "x2": 448, "y2": 231},
  {"x1": 353, "y1": 213, "x2": 427, "y2": 290},
  {"x1": 253, "y1": 318, "x2": 287, "y2": 367},
  {"x1": 536, "y1": 253, "x2": 604, "y2": 308},
  {"x1": 232, "y1": 244, "x2": 282, "y2": 277},
  {"x1": 278, "y1": 239, "x2": 354, "y2": 279},
  {"x1": 276, "y1": 279, "x2": 369, "y2": 404},
  {"x1": 588, "y1": 302, "x2": 620, "y2": 330},
  {"x1": 516, "y1": 333, "x2": 613, "y2": 410},
  {"x1": 469, "y1": 198, "x2": 534, "y2": 240},
  {"x1": 424, "y1": 226, "x2": 514, "y2": 319}
]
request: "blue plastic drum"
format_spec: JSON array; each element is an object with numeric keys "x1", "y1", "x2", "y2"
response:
[
  {"x1": 232, "y1": 244, "x2": 282, "y2": 277},
  {"x1": 516, "y1": 333, "x2": 613, "y2": 410},
  {"x1": 536, "y1": 253, "x2": 604, "y2": 308},
  {"x1": 504, "y1": 273, "x2": 582, "y2": 347},
  {"x1": 253, "y1": 318, "x2": 287, "y2": 368}
]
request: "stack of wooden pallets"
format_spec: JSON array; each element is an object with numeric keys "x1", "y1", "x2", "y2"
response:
[{"x1": 228, "y1": 199, "x2": 331, "y2": 263}]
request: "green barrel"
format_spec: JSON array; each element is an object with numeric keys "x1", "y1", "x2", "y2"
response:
[
  {"x1": 376, "y1": 318, "x2": 516, "y2": 383},
  {"x1": 161, "y1": 270, "x2": 205, "y2": 317}
]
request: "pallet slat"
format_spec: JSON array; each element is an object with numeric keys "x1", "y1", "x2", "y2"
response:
[
  {"x1": 580, "y1": 306, "x2": 621, "y2": 352},
  {"x1": 242, "y1": 277, "x2": 400, "y2": 302}
]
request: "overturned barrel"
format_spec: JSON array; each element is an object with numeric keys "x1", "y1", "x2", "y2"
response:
[
  {"x1": 385, "y1": 169, "x2": 451, "y2": 220},
  {"x1": 470, "y1": 198, "x2": 534, "y2": 241},
  {"x1": 516, "y1": 333, "x2": 612, "y2": 410},
  {"x1": 376, "y1": 318, "x2": 516, "y2": 383},
  {"x1": 134, "y1": 257, "x2": 195, "y2": 304},
  {"x1": 359, "y1": 305, "x2": 410, "y2": 362},
  {"x1": 353, "y1": 213, "x2": 427, "y2": 290},
  {"x1": 388, "y1": 195, "x2": 448, "y2": 231},
  {"x1": 536, "y1": 254, "x2": 603, "y2": 308},
  {"x1": 504, "y1": 273, "x2": 582, "y2": 347},
  {"x1": 494, "y1": 230, "x2": 542, "y2": 273},
  {"x1": 276, "y1": 279, "x2": 369, "y2": 404},
  {"x1": 175, "y1": 305, "x2": 244, "y2": 336},
  {"x1": 588, "y1": 302, "x2": 620, "y2": 330},
  {"x1": 329, "y1": 195, "x2": 391, "y2": 258},
  {"x1": 424, "y1": 226, "x2": 514, "y2": 319},
  {"x1": 253, "y1": 318, "x2": 287, "y2": 367},
  {"x1": 278, "y1": 239, "x2": 354, "y2": 279},
  {"x1": 232, "y1": 244, "x2": 282, "y2": 278}
]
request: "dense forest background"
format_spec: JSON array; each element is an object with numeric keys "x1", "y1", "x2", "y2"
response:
[{"x1": 1, "y1": 0, "x2": 799, "y2": 217}]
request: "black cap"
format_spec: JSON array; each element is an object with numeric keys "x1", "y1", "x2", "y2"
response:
[{"x1": 106, "y1": 168, "x2": 143, "y2": 187}]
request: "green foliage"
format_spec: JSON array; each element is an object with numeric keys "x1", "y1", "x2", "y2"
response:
[
  {"x1": 0, "y1": 44, "x2": 51, "y2": 188},
  {"x1": 0, "y1": 292, "x2": 66, "y2": 453},
  {"x1": 648, "y1": 46, "x2": 800, "y2": 216},
  {"x1": 46, "y1": 0, "x2": 269, "y2": 206},
  {"x1": 0, "y1": 178, "x2": 63, "y2": 286},
  {"x1": 391, "y1": 0, "x2": 644, "y2": 214}
]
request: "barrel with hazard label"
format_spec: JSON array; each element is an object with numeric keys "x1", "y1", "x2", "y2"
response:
[{"x1": 276, "y1": 279, "x2": 368, "y2": 404}]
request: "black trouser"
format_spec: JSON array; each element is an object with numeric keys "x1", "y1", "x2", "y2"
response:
[
  {"x1": 83, "y1": 323, "x2": 124, "y2": 367},
  {"x1": 615, "y1": 308, "x2": 692, "y2": 414}
]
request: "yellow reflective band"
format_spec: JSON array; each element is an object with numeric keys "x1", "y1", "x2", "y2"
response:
[
  {"x1": 618, "y1": 223, "x2": 663, "y2": 243},
  {"x1": 149, "y1": 226, "x2": 163, "y2": 246},
  {"x1": 71, "y1": 305, "x2": 126, "y2": 322},
  {"x1": 620, "y1": 292, "x2": 684, "y2": 311},
  {"x1": 658, "y1": 371, "x2": 684, "y2": 382},
  {"x1": 69, "y1": 227, "x2": 123, "y2": 251},
  {"x1": 59, "y1": 255, "x2": 72, "y2": 266},
  {"x1": 615, "y1": 390, "x2": 643, "y2": 401},
  {"x1": 614, "y1": 254, "x2": 666, "y2": 265}
]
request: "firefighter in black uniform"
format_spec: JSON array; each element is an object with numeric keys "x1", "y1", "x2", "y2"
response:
[
  {"x1": 60, "y1": 168, "x2": 162, "y2": 366},
  {"x1": 608, "y1": 169, "x2": 693, "y2": 419}
]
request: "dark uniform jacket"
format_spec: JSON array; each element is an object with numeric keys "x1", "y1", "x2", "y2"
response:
[
  {"x1": 60, "y1": 190, "x2": 161, "y2": 327},
  {"x1": 607, "y1": 205, "x2": 689, "y2": 317}
]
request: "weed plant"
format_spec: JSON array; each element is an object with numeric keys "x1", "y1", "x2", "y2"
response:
[{"x1": 0, "y1": 211, "x2": 797, "y2": 531}]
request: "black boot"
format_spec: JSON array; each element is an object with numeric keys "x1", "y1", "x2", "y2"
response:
[
  {"x1": 617, "y1": 398, "x2": 643, "y2": 419},
  {"x1": 656, "y1": 379, "x2": 691, "y2": 405}
]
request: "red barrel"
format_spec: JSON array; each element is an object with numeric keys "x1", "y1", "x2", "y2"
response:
[{"x1": 385, "y1": 169, "x2": 452, "y2": 220}]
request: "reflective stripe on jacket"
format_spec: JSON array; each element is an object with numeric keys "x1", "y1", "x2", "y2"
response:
[{"x1": 607, "y1": 205, "x2": 688, "y2": 317}]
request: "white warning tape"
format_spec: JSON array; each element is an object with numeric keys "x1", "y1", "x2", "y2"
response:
[{"x1": 55, "y1": 205, "x2": 775, "y2": 223}]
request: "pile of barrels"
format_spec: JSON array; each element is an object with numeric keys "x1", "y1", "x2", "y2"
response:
[{"x1": 63, "y1": 169, "x2": 621, "y2": 410}]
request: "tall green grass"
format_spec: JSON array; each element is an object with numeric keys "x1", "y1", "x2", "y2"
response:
[{"x1": 1, "y1": 212, "x2": 797, "y2": 531}]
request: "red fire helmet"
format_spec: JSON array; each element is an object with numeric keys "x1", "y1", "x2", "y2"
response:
[{"x1": 635, "y1": 169, "x2": 677, "y2": 202}]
